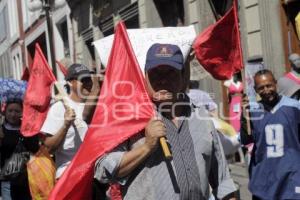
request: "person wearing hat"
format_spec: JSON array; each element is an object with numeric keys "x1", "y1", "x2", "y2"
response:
[
  {"x1": 277, "y1": 53, "x2": 300, "y2": 100},
  {"x1": 41, "y1": 63, "x2": 93, "y2": 179},
  {"x1": 94, "y1": 44, "x2": 237, "y2": 200}
]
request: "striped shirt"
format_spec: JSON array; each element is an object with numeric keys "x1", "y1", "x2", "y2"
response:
[
  {"x1": 162, "y1": 116, "x2": 202, "y2": 200},
  {"x1": 95, "y1": 106, "x2": 236, "y2": 200}
]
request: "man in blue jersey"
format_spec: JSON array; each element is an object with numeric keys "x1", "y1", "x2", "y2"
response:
[{"x1": 240, "y1": 69, "x2": 300, "y2": 200}]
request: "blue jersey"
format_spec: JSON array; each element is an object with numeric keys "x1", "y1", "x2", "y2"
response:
[{"x1": 249, "y1": 96, "x2": 300, "y2": 199}]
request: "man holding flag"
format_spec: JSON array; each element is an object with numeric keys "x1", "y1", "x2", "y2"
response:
[
  {"x1": 94, "y1": 43, "x2": 237, "y2": 200},
  {"x1": 40, "y1": 63, "x2": 93, "y2": 179},
  {"x1": 48, "y1": 22, "x2": 236, "y2": 200}
]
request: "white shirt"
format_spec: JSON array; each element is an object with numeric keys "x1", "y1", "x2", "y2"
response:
[{"x1": 40, "y1": 97, "x2": 88, "y2": 178}]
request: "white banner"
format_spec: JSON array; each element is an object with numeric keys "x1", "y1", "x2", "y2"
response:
[
  {"x1": 93, "y1": 26, "x2": 196, "y2": 74},
  {"x1": 245, "y1": 62, "x2": 264, "y2": 107}
]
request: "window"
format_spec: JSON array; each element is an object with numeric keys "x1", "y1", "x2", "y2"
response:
[
  {"x1": 81, "y1": 28, "x2": 96, "y2": 66},
  {"x1": 99, "y1": 16, "x2": 114, "y2": 36},
  {"x1": 22, "y1": 0, "x2": 29, "y2": 30},
  {"x1": 57, "y1": 19, "x2": 70, "y2": 57},
  {"x1": 26, "y1": 33, "x2": 48, "y2": 67},
  {"x1": 0, "y1": 52, "x2": 12, "y2": 77},
  {"x1": 153, "y1": 0, "x2": 184, "y2": 26},
  {"x1": 78, "y1": 2, "x2": 90, "y2": 34},
  {"x1": 12, "y1": 53, "x2": 22, "y2": 79},
  {"x1": 8, "y1": 0, "x2": 19, "y2": 40},
  {"x1": 98, "y1": 2, "x2": 139, "y2": 36},
  {"x1": 119, "y1": 2, "x2": 139, "y2": 28},
  {"x1": 93, "y1": 0, "x2": 131, "y2": 20},
  {"x1": 16, "y1": 54, "x2": 22, "y2": 79},
  {"x1": 210, "y1": 0, "x2": 233, "y2": 17},
  {"x1": 0, "y1": 6, "x2": 8, "y2": 43}
]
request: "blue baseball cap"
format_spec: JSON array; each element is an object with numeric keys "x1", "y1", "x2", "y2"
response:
[{"x1": 145, "y1": 43, "x2": 184, "y2": 72}]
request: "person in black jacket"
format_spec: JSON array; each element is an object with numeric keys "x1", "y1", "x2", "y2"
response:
[{"x1": 0, "y1": 98, "x2": 39, "y2": 200}]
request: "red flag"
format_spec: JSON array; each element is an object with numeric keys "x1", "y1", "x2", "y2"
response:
[
  {"x1": 21, "y1": 43, "x2": 56, "y2": 136},
  {"x1": 21, "y1": 67, "x2": 30, "y2": 81},
  {"x1": 56, "y1": 60, "x2": 68, "y2": 76},
  {"x1": 193, "y1": 0, "x2": 243, "y2": 80},
  {"x1": 49, "y1": 22, "x2": 154, "y2": 199}
]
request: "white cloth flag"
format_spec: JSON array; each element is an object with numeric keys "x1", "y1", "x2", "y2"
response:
[{"x1": 93, "y1": 26, "x2": 196, "y2": 74}]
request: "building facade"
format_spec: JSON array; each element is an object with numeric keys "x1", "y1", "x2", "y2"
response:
[
  {"x1": 0, "y1": 0, "x2": 73, "y2": 80},
  {"x1": 21, "y1": 0, "x2": 73, "y2": 81},
  {"x1": 0, "y1": 0, "x2": 298, "y2": 112},
  {"x1": 66, "y1": 0, "x2": 139, "y2": 70},
  {"x1": 55, "y1": 0, "x2": 296, "y2": 113},
  {"x1": 0, "y1": 0, "x2": 16, "y2": 78}
]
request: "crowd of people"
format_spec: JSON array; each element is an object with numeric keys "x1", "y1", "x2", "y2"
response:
[{"x1": 1, "y1": 43, "x2": 300, "y2": 200}]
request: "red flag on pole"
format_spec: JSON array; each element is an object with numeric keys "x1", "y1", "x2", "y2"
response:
[
  {"x1": 56, "y1": 60, "x2": 68, "y2": 76},
  {"x1": 49, "y1": 22, "x2": 155, "y2": 200},
  {"x1": 21, "y1": 67, "x2": 30, "y2": 81},
  {"x1": 21, "y1": 43, "x2": 56, "y2": 136},
  {"x1": 193, "y1": 0, "x2": 243, "y2": 80}
]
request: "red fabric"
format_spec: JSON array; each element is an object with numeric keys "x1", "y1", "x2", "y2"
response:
[
  {"x1": 110, "y1": 184, "x2": 122, "y2": 200},
  {"x1": 56, "y1": 60, "x2": 68, "y2": 76},
  {"x1": 49, "y1": 22, "x2": 154, "y2": 200},
  {"x1": 193, "y1": 0, "x2": 243, "y2": 80},
  {"x1": 285, "y1": 72, "x2": 300, "y2": 84},
  {"x1": 21, "y1": 43, "x2": 56, "y2": 136},
  {"x1": 21, "y1": 67, "x2": 30, "y2": 81}
]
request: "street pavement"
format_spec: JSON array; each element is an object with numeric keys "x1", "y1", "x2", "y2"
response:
[{"x1": 229, "y1": 162, "x2": 252, "y2": 200}]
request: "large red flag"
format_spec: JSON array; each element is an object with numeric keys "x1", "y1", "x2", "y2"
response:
[
  {"x1": 56, "y1": 60, "x2": 68, "y2": 76},
  {"x1": 49, "y1": 22, "x2": 155, "y2": 200},
  {"x1": 21, "y1": 67, "x2": 30, "y2": 81},
  {"x1": 193, "y1": 0, "x2": 243, "y2": 80},
  {"x1": 21, "y1": 43, "x2": 56, "y2": 136}
]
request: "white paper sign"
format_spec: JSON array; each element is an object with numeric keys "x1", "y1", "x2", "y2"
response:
[
  {"x1": 245, "y1": 62, "x2": 264, "y2": 109},
  {"x1": 93, "y1": 26, "x2": 196, "y2": 74}
]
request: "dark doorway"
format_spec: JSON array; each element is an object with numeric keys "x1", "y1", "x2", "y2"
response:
[
  {"x1": 26, "y1": 33, "x2": 48, "y2": 67},
  {"x1": 210, "y1": 0, "x2": 233, "y2": 16},
  {"x1": 153, "y1": 0, "x2": 184, "y2": 26}
]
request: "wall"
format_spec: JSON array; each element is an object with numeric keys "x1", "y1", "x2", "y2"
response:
[
  {"x1": 0, "y1": 0, "x2": 12, "y2": 77},
  {"x1": 240, "y1": 0, "x2": 286, "y2": 79}
]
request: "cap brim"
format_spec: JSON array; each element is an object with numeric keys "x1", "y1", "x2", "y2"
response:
[
  {"x1": 145, "y1": 60, "x2": 183, "y2": 72},
  {"x1": 65, "y1": 71, "x2": 91, "y2": 81}
]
